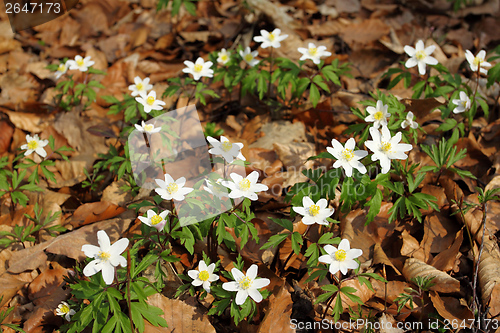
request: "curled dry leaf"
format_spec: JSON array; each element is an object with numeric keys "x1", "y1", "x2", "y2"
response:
[
  {"x1": 400, "y1": 229, "x2": 426, "y2": 262},
  {"x1": 69, "y1": 201, "x2": 127, "y2": 228},
  {"x1": 145, "y1": 294, "x2": 216, "y2": 333},
  {"x1": 258, "y1": 284, "x2": 294, "y2": 333},
  {"x1": 429, "y1": 291, "x2": 473, "y2": 323},
  {"x1": 23, "y1": 262, "x2": 70, "y2": 332},
  {"x1": 402, "y1": 258, "x2": 460, "y2": 294},
  {"x1": 371, "y1": 279, "x2": 414, "y2": 309},
  {"x1": 373, "y1": 243, "x2": 401, "y2": 275},
  {"x1": 477, "y1": 235, "x2": 500, "y2": 318},
  {"x1": 431, "y1": 229, "x2": 463, "y2": 273},
  {"x1": 8, "y1": 213, "x2": 134, "y2": 273},
  {"x1": 339, "y1": 278, "x2": 374, "y2": 311}
]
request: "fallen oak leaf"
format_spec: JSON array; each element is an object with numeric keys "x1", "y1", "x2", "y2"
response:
[
  {"x1": 8, "y1": 212, "x2": 134, "y2": 273},
  {"x1": 402, "y1": 258, "x2": 460, "y2": 294},
  {"x1": 144, "y1": 293, "x2": 215, "y2": 333},
  {"x1": 68, "y1": 201, "x2": 127, "y2": 228},
  {"x1": 429, "y1": 291, "x2": 473, "y2": 323}
]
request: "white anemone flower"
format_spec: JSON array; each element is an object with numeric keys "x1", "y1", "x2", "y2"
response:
[
  {"x1": 451, "y1": 91, "x2": 471, "y2": 114},
  {"x1": 239, "y1": 47, "x2": 260, "y2": 67},
  {"x1": 221, "y1": 171, "x2": 268, "y2": 201},
  {"x1": 365, "y1": 100, "x2": 390, "y2": 129},
  {"x1": 134, "y1": 121, "x2": 161, "y2": 134},
  {"x1": 55, "y1": 301, "x2": 76, "y2": 321},
  {"x1": 401, "y1": 111, "x2": 419, "y2": 129},
  {"x1": 222, "y1": 264, "x2": 270, "y2": 305},
  {"x1": 182, "y1": 57, "x2": 214, "y2": 81},
  {"x1": 207, "y1": 135, "x2": 245, "y2": 163},
  {"x1": 327, "y1": 138, "x2": 367, "y2": 177},
  {"x1": 55, "y1": 61, "x2": 69, "y2": 79},
  {"x1": 21, "y1": 134, "x2": 49, "y2": 158},
  {"x1": 292, "y1": 197, "x2": 334, "y2": 226},
  {"x1": 138, "y1": 209, "x2": 170, "y2": 231},
  {"x1": 297, "y1": 43, "x2": 331, "y2": 65},
  {"x1": 188, "y1": 260, "x2": 219, "y2": 293},
  {"x1": 67, "y1": 55, "x2": 95, "y2": 72},
  {"x1": 204, "y1": 178, "x2": 229, "y2": 199},
  {"x1": 404, "y1": 40, "x2": 438, "y2": 75},
  {"x1": 135, "y1": 91, "x2": 166, "y2": 113},
  {"x1": 217, "y1": 49, "x2": 231, "y2": 65},
  {"x1": 318, "y1": 239, "x2": 362, "y2": 275},
  {"x1": 364, "y1": 126, "x2": 413, "y2": 174},
  {"x1": 253, "y1": 28, "x2": 288, "y2": 49},
  {"x1": 128, "y1": 77, "x2": 153, "y2": 97},
  {"x1": 465, "y1": 50, "x2": 491, "y2": 75},
  {"x1": 155, "y1": 174, "x2": 194, "y2": 201},
  {"x1": 81, "y1": 230, "x2": 129, "y2": 285}
]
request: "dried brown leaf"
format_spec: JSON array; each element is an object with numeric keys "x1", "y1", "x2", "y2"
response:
[
  {"x1": 258, "y1": 285, "x2": 294, "y2": 333},
  {"x1": 402, "y1": 258, "x2": 460, "y2": 294},
  {"x1": 429, "y1": 291, "x2": 473, "y2": 322},
  {"x1": 431, "y1": 230, "x2": 463, "y2": 273},
  {"x1": 477, "y1": 236, "x2": 500, "y2": 318},
  {"x1": 144, "y1": 294, "x2": 216, "y2": 333},
  {"x1": 69, "y1": 201, "x2": 127, "y2": 227},
  {"x1": 8, "y1": 213, "x2": 134, "y2": 273}
]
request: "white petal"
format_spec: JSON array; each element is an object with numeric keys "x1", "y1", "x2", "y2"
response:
[
  {"x1": 338, "y1": 239, "x2": 351, "y2": 251},
  {"x1": 235, "y1": 290, "x2": 248, "y2": 305},
  {"x1": 101, "y1": 263, "x2": 115, "y2": 285},
  {"x1": 252, "y1": 278, "x2": 270, "y2": 289},
  {"x1": 83, "y1": 260, "x2": 102, "y2": 277},
  {"x1": 82, "y1": 244, "x2": 100, "y2": 258},
  {"x1": 222, "y1": 281, "x2": 239, "y2": 291},
  {"x1": 110, "y1": 238, "x2": 129, "y2": 256},
  {"x1": 97, "y1": 230, "x2": 111, "y2": 251},
  {"x1": 248, "y1": 288, "x2": 263, "y2": 303},
  {"x1": 246, "y1": 264, "x2": 258, "y2": 280}
]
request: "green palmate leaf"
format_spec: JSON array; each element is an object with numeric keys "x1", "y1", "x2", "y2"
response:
[
  {"x1": 309, "y1": 83, "x2": 320, "y2": 107},
  {"x1": 291, "y1": 232, "x2": 303, "y2": 255},
  {"x1": 261, "y1": 233, "x2": 289, "y2": 250},
  {"x1": 269, "y1": 217, "x2": 293, "y2": 232},
  {"x1": 364, "y1": 188, "x2": 382, "y2": 225}
]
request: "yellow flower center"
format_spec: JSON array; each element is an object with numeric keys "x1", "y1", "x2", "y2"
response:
[
  {"x1": 238, "y1": 276, "x2": 252, "y2": 290},
  {"x1": 27, "y1": 140, "x2": 39, "y2": 150},
  {"x1": 473, "y1": 57, "x2": 482, "y2": 67},
  {"x1": 374, "y1": 111, "x2": 384, "y2": 121},
  {"x1": 199, "y1": 270, "x2": 210, "y2": 281},
  {"x1": 58, "y1": 64, "x2": 66, "y2": 72},
  {"x1": 239, "y1": 178, "x2": 251, "y2": 191},
  {"x1": 381, "y1": 142, "x2": 392, "y2": 153},
  {"x1": 309, "y1": 47, "x2": 317, "y2": 56},
  {"x1": 146, "y1": 96, "x2": 155, "y2": 105},
  {"x1": 415, "y1": 50, "x2": 426, "y2": 60},
  {"x1": 167, "y1": 182, "x2": 178, "y2": 194},
  {"x1": 194, "y1": 64, "x2": 203, "y2": 73},
  {"x1": 98, "y1": 251, "x2": 111, "y2": 261},
  {"x1": 151, "y1": 215, "x2": 163, "y2": 225},
  {"x1": 221, "y1": 141, "x2": 233, "y2": 152},
  {"x1": 220, "y1": 54, "x2": 228, "y2": 62},
  {"x1": 136, "y1": 82, "x2": 143, "y2": 90},
  {"x1": 244, "y1": 54, "x2": 254, "y2": 62},
  {"x1": 341, "y1": 149, "x2": 354, "y2": 161},
  {"x1": 144, "y1": 124, "x2": 154, "y2": 132},
  {"x1": 268, "y1": 33, "x2": 275, "y2": 41},
  {"x1": 462, "y1": 100, "x2": 468, "y2": 108},
  {"x1": 334, "y1": 249, "x2": 347, "y2": 262},
  {"x1": 60, "y1": 304, "x2": 70, "y2": 314},
  {"x1": 76, "y1": 58, "x2": 84, "y2": 66},
  {"x1": 308, "y1": 204, "x2": 320, "y2": 216}
]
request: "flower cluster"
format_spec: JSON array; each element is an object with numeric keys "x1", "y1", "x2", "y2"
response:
[
  {"x1": 319, "y1": 239, "x2": 362, "y2": 275},
  {"x1": 81, "y1": 230, "x2": 129, "y2": 285}
]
